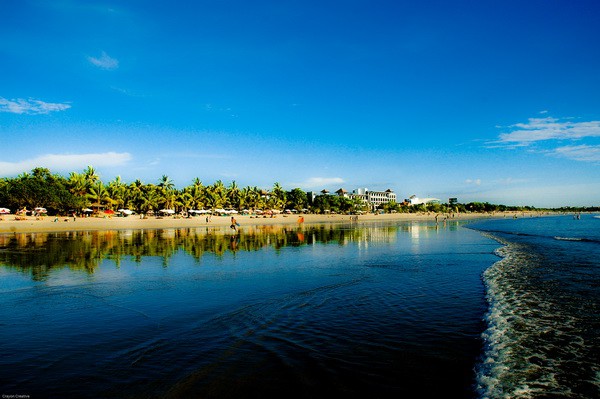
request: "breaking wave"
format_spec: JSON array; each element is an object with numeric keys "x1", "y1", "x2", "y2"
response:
[{"x1": 476, "y1": 234, "x2": 600, "y2": 399}]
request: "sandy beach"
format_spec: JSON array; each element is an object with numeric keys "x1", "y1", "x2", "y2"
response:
[{"x1": 0, "y1": 212, "x2": 519, "y2": 234}]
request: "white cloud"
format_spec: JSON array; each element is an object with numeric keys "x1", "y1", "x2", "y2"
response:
[
  {"x1": 88, "y1": 51, "x2": 119, "y2": 70},
  {"x1": 548, "y1": 145, "x2": 600, "y2": 162},
  {"x1": 0, "y1": 152, "x2": 132, "y2": 176},
  {"x1": 488, "y1": 115, "x2": 600, "y2": 163},
  {"x1": 494, "y1": 117, "x2": 600, "y2": 146},
  {"x1": 295, "y1": 177, "x2": 345, "y2": 188},
  {"x1": 0, "y1": 97, "x2": 71, "y2": 115},
  {"x1": 465, "y1": 178, "x2": 481, "y2": 186}
]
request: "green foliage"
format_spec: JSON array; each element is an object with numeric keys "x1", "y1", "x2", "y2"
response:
[
  {"x1": 1, "y1": 167, "x2": 596, "y2": 216},
  {"x1": 0, "y1": 168, "x2": 83, "y2": 213},
  {"x1": 286, "y1": 188, "x2": 308, "y2": 211}
]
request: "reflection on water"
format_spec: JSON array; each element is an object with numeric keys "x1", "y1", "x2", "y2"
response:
[
  {"x1": 0, "y1": 221, "x2": 459, "y2": 280},
  {"x1": 1, "y1": 220, "x2": 489, "y2": 398}
]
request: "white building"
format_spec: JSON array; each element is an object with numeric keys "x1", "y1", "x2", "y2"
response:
[
  {"x1": 311, "y1": 187, "x2": 398, "y2": 211},
  {"x1": 405, "y1": 195, "x2": 441, "y2": 206},
  {"x1": 351, "y1": 188, "x2": 397, "y2": 210}
]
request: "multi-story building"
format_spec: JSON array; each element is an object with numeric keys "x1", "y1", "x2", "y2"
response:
[
  {"x1": 309, "y1": 187, "x2": 398, "y2": 211},
  {"x1": 350, "y1": 188, "x2": 397, "y2": 210}
]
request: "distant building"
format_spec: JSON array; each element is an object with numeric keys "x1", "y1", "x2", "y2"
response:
[
  {"x1": 405, "y1": 195, "x2": 441, "y2": 206},
  {"x1": 311, "y1": 187, "x2": 397, "y2": 211},
  {"x1": 335, "y1": 188, "x2": 349, "y2": 198}
]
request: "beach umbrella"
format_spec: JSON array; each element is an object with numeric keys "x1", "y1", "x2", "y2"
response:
[
  {"x1": 35, "y1": 207, "x2": 47, "y2": 213},
  {"x1": 118, "y1": 209, "x2": 134, "y2": 215},
  {"x1": 159, "y1": 209, "x2": 175, "y2": 214},
  {"x1": 82, "y1": 208, "x2": 93, "y2": 213},
  {"x1": 104, "y1": 209, "x2": 115, "y2": 215},
  {"x1": 0, "y1": 207, "x2": 10, "y2": 214}
]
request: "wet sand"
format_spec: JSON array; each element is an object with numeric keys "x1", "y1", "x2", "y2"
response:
[{"x1": 0, "y1": 212, "x2": 513, "y2": 234}]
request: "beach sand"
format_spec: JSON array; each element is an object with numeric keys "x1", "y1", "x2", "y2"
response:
[{"x1": 0, "y1": 212, "x2": 515, "y2": 234}]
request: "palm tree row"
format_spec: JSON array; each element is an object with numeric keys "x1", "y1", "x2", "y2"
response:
[{"x1": 67, "y1": 167, "x2": 301, "y2": 214}]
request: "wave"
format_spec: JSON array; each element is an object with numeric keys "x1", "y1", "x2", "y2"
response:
[
  {"x1": 554, "y1": 236, "x2": 600, "y2": 244},
  {"x1": 468, "y1": 226, "x2": 600, "y2": 245},
  {"x1": 476, "y1": 234, "x2": 600, "y2": 398}
]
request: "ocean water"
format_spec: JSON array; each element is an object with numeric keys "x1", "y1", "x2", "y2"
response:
[
  {"x1": 468, "y1": 214, "x2": 600, "y2": 399},
  {"x1": 5, "y1": 216, "x2": 597, "y2": 399},
  {"x1": 0, "y1": 221, "x2": 498, "y2": 398}
]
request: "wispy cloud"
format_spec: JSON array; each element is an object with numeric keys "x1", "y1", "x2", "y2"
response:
[
  {"x1": 0, "y1": 97, "x2": 71, "y2": 115},
  {"x1": 493, "y1": 117, "x2": 600, "y2": 146},
  {"x1": 0, "y1": 152, "x2": 131, "y2": 176},
  {"x1": 489, "y1": 115, "x2": 600, "y2": 163},
  {"x1": 548, "y1": 145, "x2": 600, "y2": 162},
  {"x1": 465, "y1": 178, "x2": 481, "y2": 186},
  {"x1": 88, "y1": 51, "x2": 119, "y2": 70}
]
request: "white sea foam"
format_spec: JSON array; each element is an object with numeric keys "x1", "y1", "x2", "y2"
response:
[
  {"x1": 554, "y1": 236, "x2": 583, "y2": 241},
  {"x1": 476, "y1": 235, "x2": 587, "y2": 399}
]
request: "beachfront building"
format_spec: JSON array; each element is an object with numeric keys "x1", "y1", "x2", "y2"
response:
[
  {"x1": 351, "y1": 188, "x2": 397, "y2": 210},
  {"x1": 308, "y1": 188, "x2": 397, "y2": 211}
]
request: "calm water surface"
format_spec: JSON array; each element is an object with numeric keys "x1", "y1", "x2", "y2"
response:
[{"x1": 0, "y1": 221, "x2": 498, "y2": 398}]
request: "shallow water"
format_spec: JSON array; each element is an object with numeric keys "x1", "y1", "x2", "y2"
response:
[
  {"x1": 0, "y1": 221, "x2": 498, "y2": 398},
  {"x1": 468, "y1": 215, "x2": 600, "y2": 399}
]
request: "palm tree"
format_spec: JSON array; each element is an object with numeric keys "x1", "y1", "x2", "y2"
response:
[
  {"x1": 128, "y1": 179, "x2": 145, "y2": 213},
  {"x1": 107, "y1": 176, "x2": 127, "y2": 209},
  {"x1": 206, "y1": 180, "x2": 226, "y2": 210},
  {"x1": 68, "y1": 172, "x2": 88, "y2": 198},
  {"x1": 178, "y1": 191, "x2": 193, "y2": 214},
  {"x1": 86, "y1": 181, "x2": 114, "y2": 210},
  {"x1": 227, "y1": 181, "x2": 241, "y2": 210},
  {"x1": 186, "y1": 178, "x2": 205, "y2": 210},
  {"x1": 140, "y1": 186, "x2": 160, "y2": 214},
  {"x1": 158, "y1": 175, "x2": 175, "y2": 191},
  {"x1": 204, "y1": 189, "x2": 221, "y2": 211},
  {"x1": 251, "y1": 186, "x2": 266, "y2": 211},
  {"x1": 83, "y1": 166, "x2": 99, "y2": 187},
  {"x1": 162, "y1": 189, "x2": 179, "y2": 210},
  {"x1": 157, "y1": 175, "x2": 176, "y2": 210},
  {"x1": 270, "y1": 182, "x2": 286, "y2": 210}
]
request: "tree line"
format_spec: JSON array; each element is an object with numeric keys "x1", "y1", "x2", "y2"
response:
[
  {"x1": 1, "y1": 167, "x2": 596, "y2": 216},
  {"x1": 0, "y1": 167, "x2": 309, "y2": 216}
]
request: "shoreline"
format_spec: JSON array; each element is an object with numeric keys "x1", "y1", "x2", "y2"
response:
[{"x1": 0, "y1": 212, "x2": 545, "y2": 235}]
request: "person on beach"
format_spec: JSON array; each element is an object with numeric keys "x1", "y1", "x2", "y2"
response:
[
  {"x1": 297, "y1": 216, "x2": 304, "y2": 224},
  {"x1": 230, "y1": 216, "x2": 238, "y2": 231}
]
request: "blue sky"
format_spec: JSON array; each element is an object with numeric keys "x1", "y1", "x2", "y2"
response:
[{"x1": 1, "y1": 0, "x2": 599, "y2": 207}]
